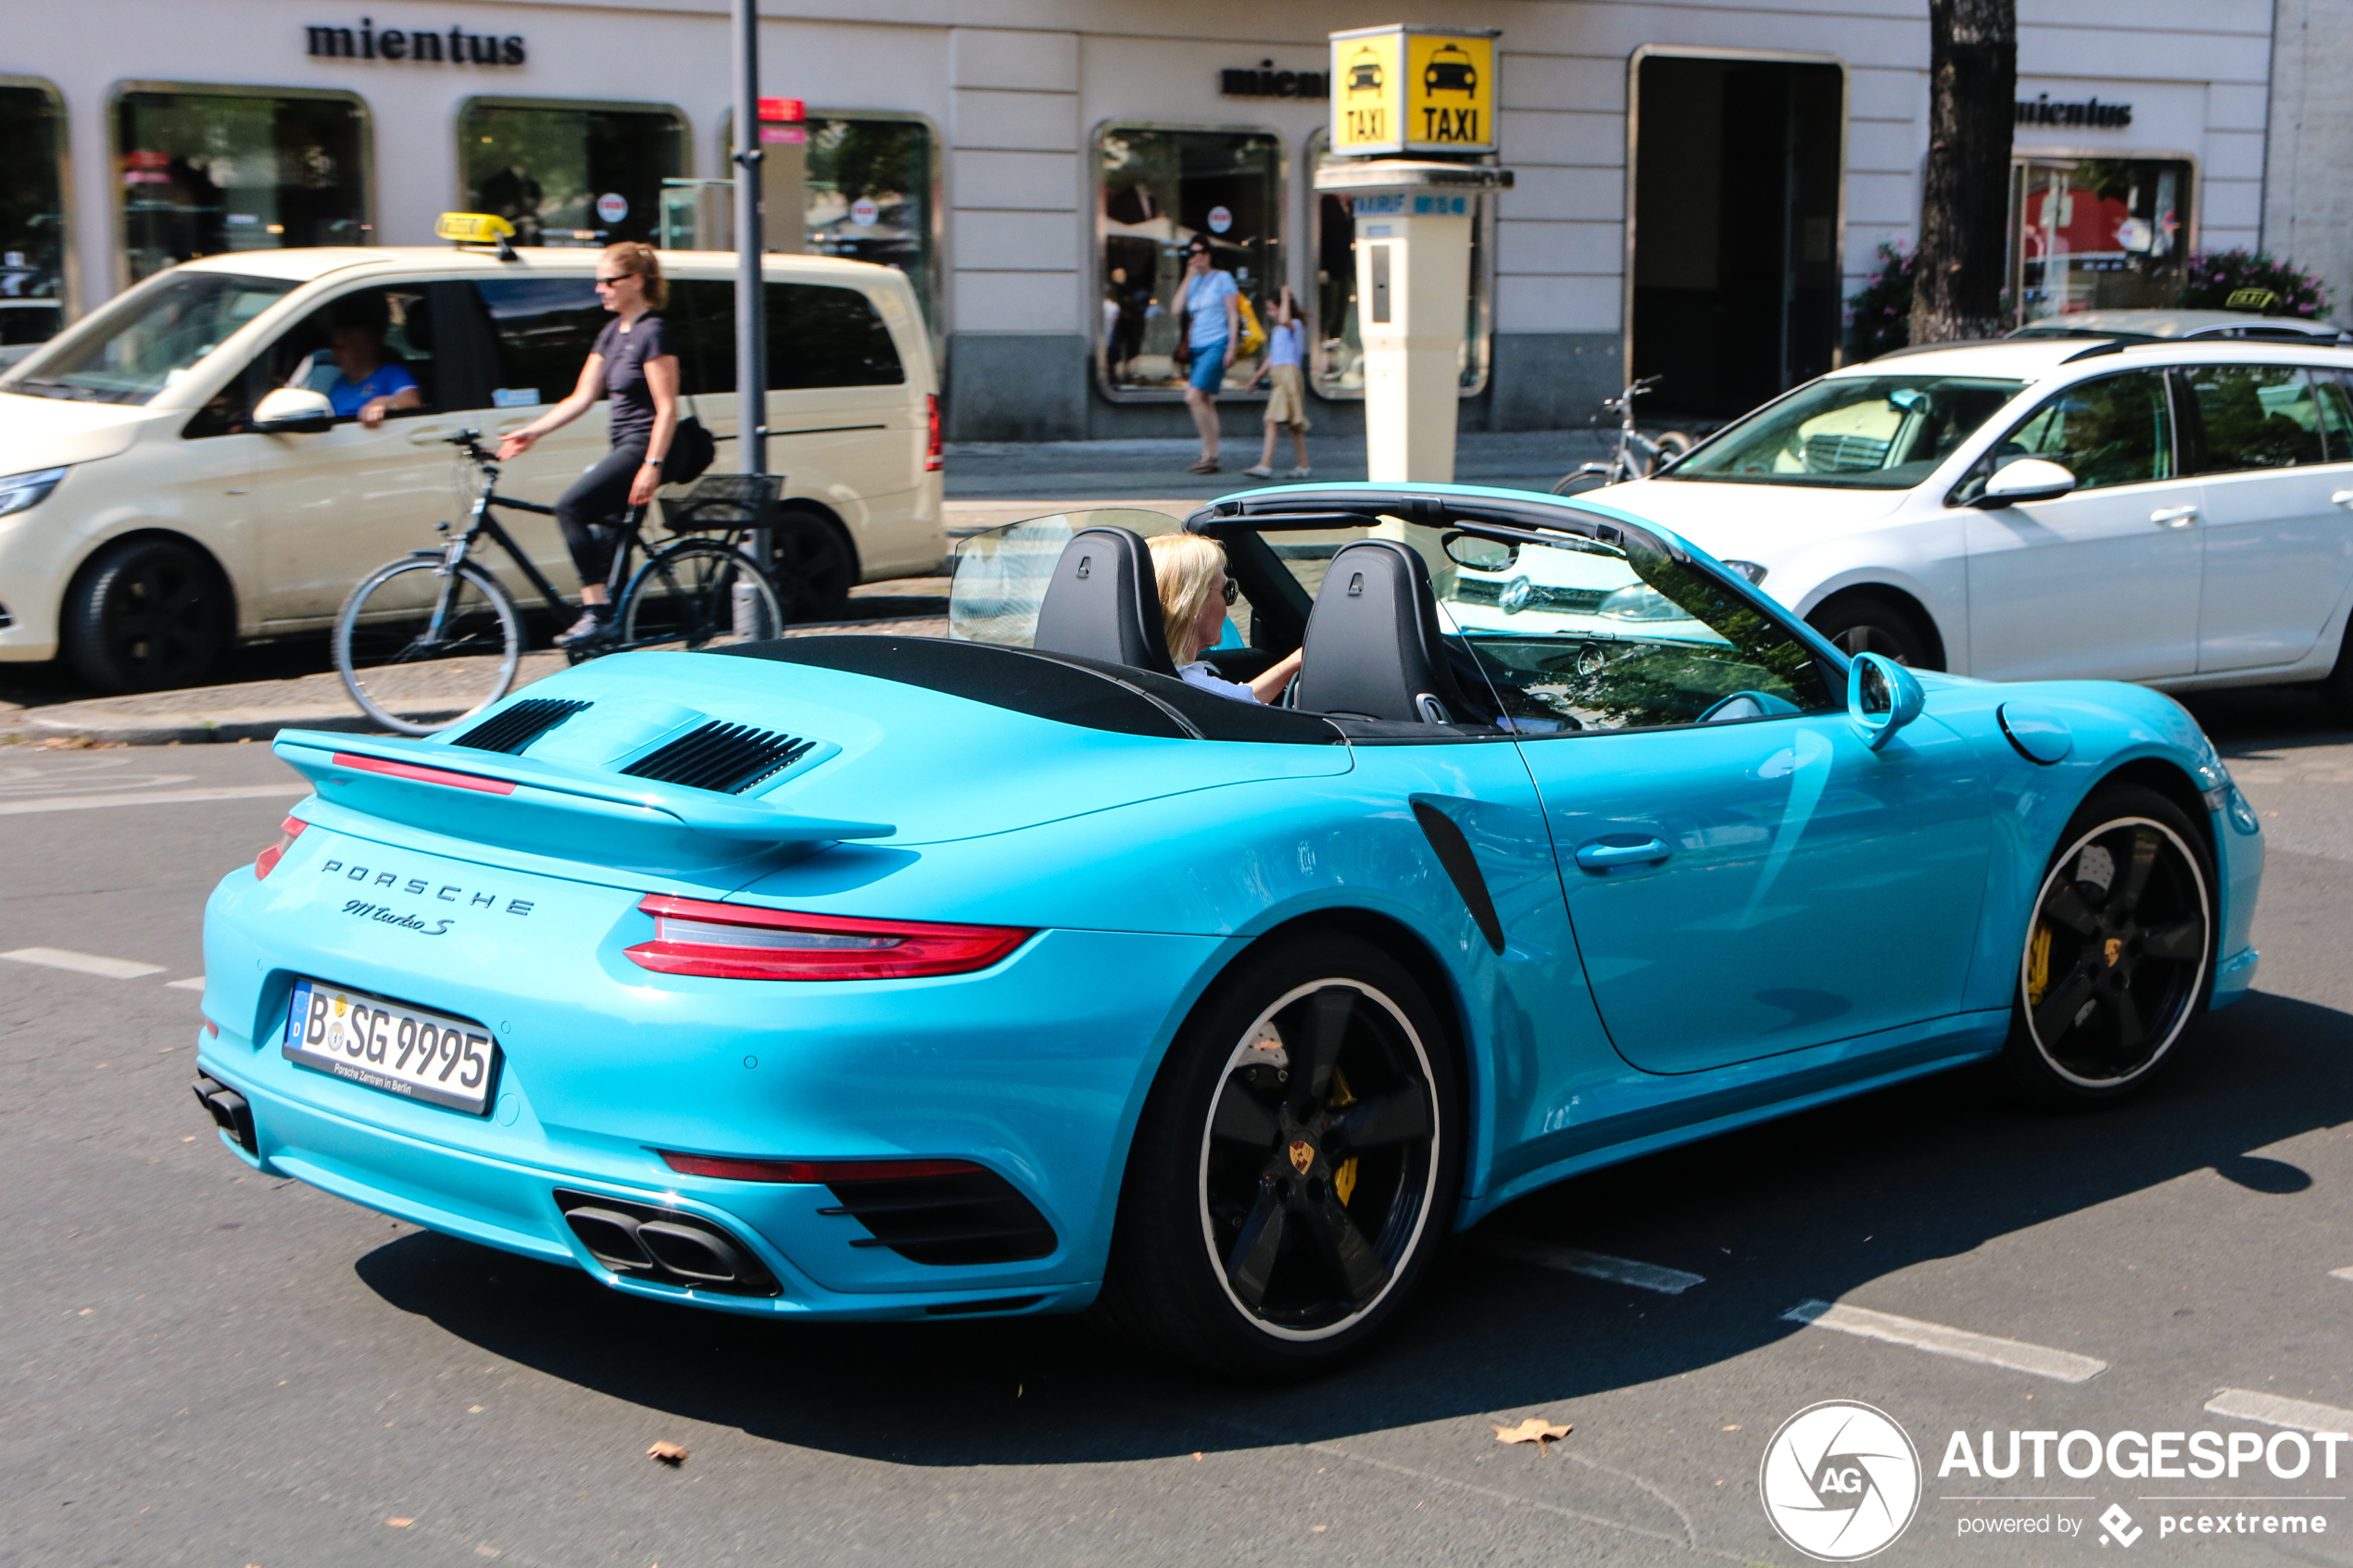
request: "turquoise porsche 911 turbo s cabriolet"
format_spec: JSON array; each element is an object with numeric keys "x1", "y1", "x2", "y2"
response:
[{"x1": 192, "y1": 483, "x2": 2262, "y2": 1376}]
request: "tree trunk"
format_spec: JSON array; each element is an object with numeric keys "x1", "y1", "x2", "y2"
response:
[{"x1": 1909, "y1": 0, "x2": 2017, "y2": 345}]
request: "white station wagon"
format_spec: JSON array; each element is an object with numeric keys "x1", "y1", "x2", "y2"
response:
[
  {"x1": 0, "y1": 245, "x2": 943, "y2": 692},
  {"x1": 1592, "y1": 332, "x2": 2353, "y2": 713}
]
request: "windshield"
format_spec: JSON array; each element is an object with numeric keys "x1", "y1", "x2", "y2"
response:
[
  {"x1": 3, "y1": 272, "x2": 296, "y2": 405},
  {"x1": 1667, "y1": 373, "x2": 2027, "y2": 490}
]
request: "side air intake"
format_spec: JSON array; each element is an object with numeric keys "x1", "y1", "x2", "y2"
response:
[
  {"x1": 452, "y1": 697, "x2": 592, "y2": 754},
  {"x1": 620, "y1": 721, "x2": 814, "y2": 795},
  {"x1": 820, "y1": 1167, "x2": 1059, "y2": 1266}
]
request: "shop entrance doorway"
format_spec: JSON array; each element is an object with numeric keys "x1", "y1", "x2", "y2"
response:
[{"x1": 1629, "y1": 54, "x2": 1843, "y2": 421}]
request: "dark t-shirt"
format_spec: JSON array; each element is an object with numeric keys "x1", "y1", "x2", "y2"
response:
[{"x1": 593, "y1": 313, "x2": 670, "y2": 448}]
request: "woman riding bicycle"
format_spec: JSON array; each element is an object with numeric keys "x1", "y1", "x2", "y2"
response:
[{"x1": 496, "y1": 242, "x2": 683, "y2": 648}]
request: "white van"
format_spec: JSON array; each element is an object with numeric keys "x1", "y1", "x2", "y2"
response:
[{"x1": 0, "y1": 245, "x2": 943, "y2": 692}]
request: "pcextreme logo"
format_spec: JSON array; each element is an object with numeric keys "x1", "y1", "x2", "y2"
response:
[{"x1": 1760, "y1": 1401, "x2": 1924, "y2": 1561}]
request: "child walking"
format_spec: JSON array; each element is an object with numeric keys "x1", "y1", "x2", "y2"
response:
[{"x1": 1244, "y1": 286, "x2": 1311, "y2": 480}]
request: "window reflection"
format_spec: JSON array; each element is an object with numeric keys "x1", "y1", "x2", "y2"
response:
[
  {"x1": 805, "y1": 118, "x2": 935, "y2": 330},
  {"x1": 0, "y1": 85, "x2": 67, "y2": 347},
  {"x1": 460, "y1": 100, "x2": 684, "y2": 248},
  {"x1": 1097, "y1": 126, "x2": 1281, "y2": 395},
  {"x1": 117, "y1": 91, "x2": 369, "y2": 283},
  {"x1": 2009, "y1": 157, "x2": 2194, "y2": 326}
]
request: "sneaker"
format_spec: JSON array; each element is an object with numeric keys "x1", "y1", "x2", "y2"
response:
[
  {"x1": 1242, "y1": 463, "x2": 1275, "y2": 479},
  {"x1": 554, "y1": 606, "x2": 615, "y2": 648},
  {"x1": 1285, "y1": 466, "x2": 1313, "y2": 480}
]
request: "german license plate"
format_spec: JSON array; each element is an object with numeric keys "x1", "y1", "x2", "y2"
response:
[{"x1": 283, "y1": 978, "x2": 499, "y2": 1115}]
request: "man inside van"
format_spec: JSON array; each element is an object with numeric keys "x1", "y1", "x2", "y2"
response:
[{"x1": 321, "y1": 295, "x2": 422, "y2": 429}]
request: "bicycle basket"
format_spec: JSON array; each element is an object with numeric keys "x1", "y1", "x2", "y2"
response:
[{"x1": 659, "y1": 473, "x2": 786, "y2": 533}]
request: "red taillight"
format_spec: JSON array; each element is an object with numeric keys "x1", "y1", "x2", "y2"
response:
[
  {"x1": 623, "y1": 894, "x2": 1030, "y2": 981},
  {"x1": 254, "y1": 816, "x2": 306, "y2": 880},
  {"x1": 659, "y1": 1151, "x2": 982, "y2": 1184},
  {"x1": 332, "y1": 751, "x2": 515, "y2": 795},
  {"x1": 924, "y1": 393, "x2": 943, "y2": 471}
]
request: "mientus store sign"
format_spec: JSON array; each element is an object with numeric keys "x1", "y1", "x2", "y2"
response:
[{"x1": 305, "y1": 18, "x2": 525, "y2": 65}]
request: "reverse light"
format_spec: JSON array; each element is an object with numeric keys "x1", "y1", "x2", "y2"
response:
[
  {"x1": 332, "y1": 751, "x2": 515, "y2": 794},
  {"x1": 624, "y1": 894, "x2": 1032, "y2": 981},
  {"x1": 0, "y1": 466, "x2": 67, "y2": 520},
  {"x1": 924, "y1": 393, "x2": 943, "y2": 471},
  {"x1": 659, "y1": 1151, "x2": 984, "y2": 1183},
  {"x1": 254, "y1": 816, "x2": 306, "y2": 879}
]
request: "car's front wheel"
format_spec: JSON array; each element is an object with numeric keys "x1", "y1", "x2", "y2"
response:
[
  {"x1": 62, "y1": 536, "x2": 232, "y2": 693},
  {"x1": 1999, "y1": 784, "x2": 2215, "y2": 1105},
  {"x1": 1096, "y1": 934, "x2": 1460, "y2": 1377}
]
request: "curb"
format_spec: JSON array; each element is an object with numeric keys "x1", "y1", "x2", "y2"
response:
[{"x1": 24, "y1": 707, "x2": 429, "y2": 746}]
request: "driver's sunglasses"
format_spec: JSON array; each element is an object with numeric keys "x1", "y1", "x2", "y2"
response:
[{"x1": 1221, "y1": 576, "x2": 1239, "y2": 606}]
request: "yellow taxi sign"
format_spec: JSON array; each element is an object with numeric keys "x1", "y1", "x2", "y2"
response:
[
  {"x1": 1329, "y1": 24, "x2": 1497, "y2": 157},
  {"x1": 434, "y1": 211, "x2": 518, "y2": 245}
]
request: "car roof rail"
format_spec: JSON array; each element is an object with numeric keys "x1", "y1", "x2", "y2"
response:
[{"x1": 2060, "y1": 338, "x2": 2129, "y2": 363}]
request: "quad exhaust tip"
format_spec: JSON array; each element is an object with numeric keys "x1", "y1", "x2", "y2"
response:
[
  {"x1": 554, "y1": 1190, "x2": 781, "y2": 1297},
  {"x1": 193, "y1": 1074, "x2": 258, "y2": 1155}
]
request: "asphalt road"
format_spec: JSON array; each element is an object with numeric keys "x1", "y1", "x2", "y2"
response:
[{"x1": 6, "y1": 691, "x2": 2353, "y2": 1568}]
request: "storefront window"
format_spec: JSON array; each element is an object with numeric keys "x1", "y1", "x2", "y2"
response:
[
  {"x1": 806, "y1": 117, "x2": 937, "y2": 330},
  {"x1": 0, "y1": 83, "x2": 67, "y2": 346},
  {"x1": 460, "y1": 99, "x2": 686, "y2": 248},
  {"x1": 2009, "y1": 157, "x2": 2194, "y2": 326},
  {"x1": 1307, "y1": 131, "x2": 1491, "y2": 398},
  {"x1": 1097, "y1": 126, "x2": 1282, "y2": 396},
  {"x1": 116, "y1": 89, "x2": 369, "y2": 284}
]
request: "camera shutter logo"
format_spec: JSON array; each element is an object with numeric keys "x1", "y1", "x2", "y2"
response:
[{"x1": 1759, "y1": 1400, "x2": 1921, "y2": 1561}]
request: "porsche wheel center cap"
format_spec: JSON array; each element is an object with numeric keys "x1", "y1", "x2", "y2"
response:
[
  {"x1": 2104, "y1": 936, "x2": 2124, "y2": 969},
  {"x1": 1288, "y1": 1139, "x2": 1315, "y2": 1175}
]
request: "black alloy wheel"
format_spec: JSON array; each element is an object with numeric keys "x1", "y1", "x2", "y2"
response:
[
  {"x1": 769, "y1": 509, "x2": 857, "y2": 624},
  {"x1": 1096, "y1": 935, "x2": 1459, "y2": 1377},
  {"x1": 1808, "y1": 592, "x2": 1939, "y2": 669},
  {"x1": 2002, "y1": 784, "x2": 2214, "y2": 1104},
  {"x1": 62, "y1": 536, "x2": 232, "y2": 693}
]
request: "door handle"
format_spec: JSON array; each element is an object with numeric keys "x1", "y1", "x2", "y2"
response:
[
  {"x1": 2149, "y1": 505, "x2": 2200, "y2": 528},
  {"x1": 1575, "y1": 835, "x2": 1671, "y2": 870},
  {"x1": 403, "y1": 425, "x2": 456, "y2": 446},
  {"x1": 2331, "y1": 490, "x2": 2353, "y2": 510}
]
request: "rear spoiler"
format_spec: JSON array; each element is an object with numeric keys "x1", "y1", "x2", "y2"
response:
[{"x1": 273, "y1": 730, "x2": 892, "y2": 870}]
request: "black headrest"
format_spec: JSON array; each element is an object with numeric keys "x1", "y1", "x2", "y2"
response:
[
  {"x1": 1031, "y1": 526, "x2": 1176, "y2": 677},
  {"x1": 1294, "y1": 539, "x2": 1474, "y2": 723}
]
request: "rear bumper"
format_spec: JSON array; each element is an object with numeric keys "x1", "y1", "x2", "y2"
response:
[{"x1": 199, "y1": 851, "x2": 1233, "y2": 1318}]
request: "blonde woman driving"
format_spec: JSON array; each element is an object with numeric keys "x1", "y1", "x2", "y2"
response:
[{"x1": 1147, "y1": 533, "x2": 1302, "y2": 704}]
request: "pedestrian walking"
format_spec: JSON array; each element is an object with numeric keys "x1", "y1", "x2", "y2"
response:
[
  {"x1": 494, "y1": 242, "x2": 680, "y2": 647},
  {"x1": 1173, "y1": 237, "x2": 1239, "y2": 474},
  {"x1": 1243, "y1": 285, "x2": 1311, "y2": 480}
]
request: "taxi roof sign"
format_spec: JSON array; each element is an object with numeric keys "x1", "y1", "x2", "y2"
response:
[
  {"x1": 435, "y1": 212, "x2": 517, "y2": 245},
  {"x1": 1329, "y1": 24, "x2": 1498, "y2": 157}
]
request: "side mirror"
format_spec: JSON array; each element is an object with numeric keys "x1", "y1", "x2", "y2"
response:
[
  {"x1": 253, "y1": 386, "x2": 335, "y2": 433},
  {"x1": 1442, "y1": 531, "x2": 1518, "y2": 571},
  {"x1": 1847, "y1": 651, "x2": 1924, "y2": 750},
  {"x1": 1970, "y1": 457, "x2": 2076, "y2": 508}
]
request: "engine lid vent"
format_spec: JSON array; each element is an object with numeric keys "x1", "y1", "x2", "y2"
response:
[
  {"x1": 453, "y1": 697, "x2": 592, "y2": 755},
  {"x1": 620, "y1": 721, "x2": 814, "y2": 795}
]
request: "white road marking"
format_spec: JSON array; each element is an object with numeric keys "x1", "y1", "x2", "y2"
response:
[
  {"x1": 2, "y1": 947, "x2": 168, "y2": 980},
  {"x1": 0, "y1": 784, "x2": 306, "y2": 817},
  {"x1": 2203, "y1": 1388, "x2": 2353, "y2": 1435},
  {"x1": 1784, "y1": 1299, "x2": 2108, "y2": 1383},
  {"x1": 167, "y1": 976, "x2": 207, "y2": 991},
  {"x1": 1477, "y1": 1236, "x2": 1705, "y2": 1295}
]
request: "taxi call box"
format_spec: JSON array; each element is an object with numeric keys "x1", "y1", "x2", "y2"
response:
[{"x1": 1329, "y1": 24, "x2": 1499, "y2": 157}]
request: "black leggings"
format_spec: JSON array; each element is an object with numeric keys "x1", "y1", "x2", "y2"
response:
[{"x1": 554, "y1": 440, "x2": 648, "y2": 590}]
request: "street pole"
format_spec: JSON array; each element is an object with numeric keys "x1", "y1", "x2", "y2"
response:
[{"x1": 730, "y1": 0, "x2": 773, "y2": 633}]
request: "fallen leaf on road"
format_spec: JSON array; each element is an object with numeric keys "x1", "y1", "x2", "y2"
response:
[
  {"x1": 648, "y1": 1441, "x2": 688, "y2": 1466},
  {"x1": 1722, "y1": 1424, "x2": 1741, "y2": 1432},
  {"x1": 1492, "y1": 1417, "x2": 1571, "y2": 1448},
  {"x1": 386, "y1": 1518, "x2": 414, "y2": 1527}
]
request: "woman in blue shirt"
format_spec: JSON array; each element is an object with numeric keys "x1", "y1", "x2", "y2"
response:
[{"x1": 1175, "y1": 238, "x2": 1239, "y2": 474}]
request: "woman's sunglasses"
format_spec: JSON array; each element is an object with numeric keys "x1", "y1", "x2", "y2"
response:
[
  {"x1": 594, "y1": 274, "x2": 632, "y2": 288},
  {"x1": 1221, "y1": 576, "x2": 1239, "y2": 607}
]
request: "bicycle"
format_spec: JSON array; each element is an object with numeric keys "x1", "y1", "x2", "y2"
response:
[
  {"x1": 333, "y1": 431, "x2": 786, "y2": 735},
  {"x1": 1548, "y1": 375, "x2": 1697, "y2": 495}
]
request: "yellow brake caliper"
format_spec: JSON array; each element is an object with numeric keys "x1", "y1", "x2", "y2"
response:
[
  {"x1": 2026, "y1": 922, "x2": 2052, "y2": 1006},
  {"x1": 1329, "y1": 1068, "x2": 1359, "y2": 1207}
]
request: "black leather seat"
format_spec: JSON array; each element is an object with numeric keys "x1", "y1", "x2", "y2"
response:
[
  {"x1": 1031, "y1": 526, "x2": 1177, "y2": 677},
  {"x1": 1294, "y1": 539, "x2": 1478, "y2": 723}
]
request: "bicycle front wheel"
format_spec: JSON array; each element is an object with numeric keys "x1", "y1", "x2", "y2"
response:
[
  {"x1": 620, "y1": 541, "x2": 786, "y2": 652},
  {"x1": 1549, "y1": 463, "x2": 1618, "y2": 497},
  {"x1": 333, "y1": 557, "x2": 522, "y2": 735}
]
